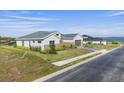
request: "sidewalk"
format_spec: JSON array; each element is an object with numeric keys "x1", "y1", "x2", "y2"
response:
[
  {"x1": 52, "y1": 49, "x2": 107, "y2": 66},
  {"x1": 33, "y1": 45, "x2": 123, "y2": 82}
]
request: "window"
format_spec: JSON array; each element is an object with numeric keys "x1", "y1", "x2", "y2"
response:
[
  {"x1": 49, "y1": 40, "x2": 55, "y2": 45},
  {"x1": 38, "y1": 41, "x2": 41, "y2": 43},
  {"x1": 56, "y1": 34, "x2": 59, "y2": 36}
]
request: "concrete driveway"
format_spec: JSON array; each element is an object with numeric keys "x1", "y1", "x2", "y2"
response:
[{"x1": 45, "y1": 46, "x2": 124, "y2": 82}]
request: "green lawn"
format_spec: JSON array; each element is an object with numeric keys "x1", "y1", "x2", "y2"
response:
[
  {"x1": 36, "y1": 48, "x2": 91, "y2": 62},
  {"x1": 83, "y1": 43, "x2": 120, "y2": 50},
  {"x1": 0, "y1": 46, "x2": 90, "y2": 81}
]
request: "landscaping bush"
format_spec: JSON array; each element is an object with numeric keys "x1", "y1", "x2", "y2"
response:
[
  {"x1": 112, "y1": 42, "x2": 119, "y2": 44},
  {"x1": 7, "y1": 41, "x2": 16, "y2": 46},
  {"x1": 56, "y1": 44, "x2": 76, "y2": 51},
  {"x1": 70, "y1": 44, "x2": 73, "y2": 48},
  {"x1": 30, "y1": 46, "x2": 42, "y2": 53},
  {"x1": 70, "y1": 44, "x2": 77, "y2": 48},
  {"x1": 87, "y1": 42, "x2": 92, "y2": 44},
  {"x1": 49, "y1": 43, "x2": 57, "y2": 54},
  {"x1": 60, "y1": 44, "x2": 77, "y2": 50},
  {"x1": 62, "y1": 44, "x2": 66, "y2": 50}
]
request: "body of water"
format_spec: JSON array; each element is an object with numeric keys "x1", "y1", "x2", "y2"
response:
[{"x1": 103, "y1": 37, "x2": 124, "y2": 42}]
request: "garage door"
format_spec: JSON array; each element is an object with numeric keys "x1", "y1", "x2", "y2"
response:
[{"x1": 75, "y1": 40, "x2": 81, "y2": 46}]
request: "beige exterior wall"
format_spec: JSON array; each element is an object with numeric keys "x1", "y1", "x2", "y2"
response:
[{"x1": 63, "y1": 34, "x2": 83, "y2": 46}]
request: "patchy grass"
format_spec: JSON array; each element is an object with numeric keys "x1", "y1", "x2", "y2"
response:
[
  {"x1": 83, "y1": 44, "x2": 120, "y2": 50},
  {"x1": 38, "y1": 49, "x2": 91, "y2": 62},
  {"x1": 0, "y1": 46, "x2": 91, "y2": 82}
]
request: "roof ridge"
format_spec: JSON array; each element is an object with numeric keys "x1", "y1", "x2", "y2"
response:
[{"x1": 17, "y1": 31, "x2": 58, "y2": 40}]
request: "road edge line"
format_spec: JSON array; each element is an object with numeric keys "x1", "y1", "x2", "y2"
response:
[{"x1": 33, "y1": 45, "x2": 123, "y2": 82}]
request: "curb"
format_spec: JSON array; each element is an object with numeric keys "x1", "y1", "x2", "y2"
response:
[{"x1": 33, "y1": 45, "x2": 123, "y2": 82}]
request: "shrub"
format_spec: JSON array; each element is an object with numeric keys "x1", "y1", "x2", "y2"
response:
[
  {"x1": 30, "y1": 46, "x2": 42, "y2": 53},
  {"x1": 62, "y1": 44, "x2": 66, "y2": 50},
  {"x1": 112, "y1": 42, "x2": 119, "y2": 44},
  {"x1": 7, "y1": 41, "x2": 16, "y2": 46},
  {"x1": 87, "y1": 42, "x2": 92, "y2": 44},
  {"x1": 70, "y1": 44, "x2": 73, "y2": 48},
  {"x1": 49, "y1": 43, "x2": 57, "y2": 54},
  {"x1": 70, "y1": 44, "x2": 77, "y2": 48}
]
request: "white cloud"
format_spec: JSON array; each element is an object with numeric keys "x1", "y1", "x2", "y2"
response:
[
  {"x1": 6, "y1": 15, "x2": 54, "y2": 21},
  {"x1": 0, "y1": 18, "x2": 48, "y2": 30},
  {"x1": 0, "y1": 10, "x2": 44, "y2": 15},
  {"x1": 107, "y1": 11, "x2": 124, "y2": 17},
  {"x1": 0, "y1": 18, "x2": 56, "y2": 37},
  {"x1": 0, "y1": 28, "x2": 57, "y2": 37},
  {"x1": 0, "y1": 21, "x2": 48, "y2": 26},
  {"x1": 66, "y1": 24, "x2": 124, "y2": 37}
]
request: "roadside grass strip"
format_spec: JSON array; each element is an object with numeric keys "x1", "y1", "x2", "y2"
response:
[
  {"x1": 33, "y1": 45, "x2": 123, "y2": 82},
  {"x1": 52, "y1": 49, "x2": 107, "y2": 66}
]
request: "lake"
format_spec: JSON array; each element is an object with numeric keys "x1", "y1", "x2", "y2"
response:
[{"x1": 103, "y1": 37, "x2": 124, "y2": 42}]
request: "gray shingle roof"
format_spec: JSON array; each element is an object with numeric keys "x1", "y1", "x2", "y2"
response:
[
  {"x1": 62, "y1": 34, "x2": 78, "y2": 40},
  {"x1": 82, "y1": 35, "x2": 93, "y2": 38},
  {"x1": 82, "y1": 34, "x2": 103, "y2": 41},
  {"x1": 17, "y1": 31, "x2": 56, "y2": 40},
  {"x1": 91, "y1": 38, "x2": 103, "y2": 41},
  {"x1": 84, "y1": 37, "x2": 103, "y2": 41}
]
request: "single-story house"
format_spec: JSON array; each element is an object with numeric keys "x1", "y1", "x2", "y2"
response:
[
  {"x1": 16, "y1": 31, "x2": 61, "y2": 51},
  {"x1": 82, "y1": 35, "x2": 107, "y2": 45},
  {"x1": 62, "y1": 34, "x2": 83, "y2": 46}
]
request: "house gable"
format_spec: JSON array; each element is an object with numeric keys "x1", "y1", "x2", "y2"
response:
[{"x1": 16, "y1": 31, "x2": 60, "y2": 40}]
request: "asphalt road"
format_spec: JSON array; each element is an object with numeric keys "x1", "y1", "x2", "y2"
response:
[{"x1": 46, "y1": 46, "x2": 124, "y2": 82}]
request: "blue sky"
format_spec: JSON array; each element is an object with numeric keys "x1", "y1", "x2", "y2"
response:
[{"x1": 0, "y1": 10, "x2": 124, "y2": 37}]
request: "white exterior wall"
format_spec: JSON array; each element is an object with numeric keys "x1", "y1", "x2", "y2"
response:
[
  {"x1": 30, "y1": 40, "x2": 42, "y2": 47},
  {"x1": 16, "y1": 35, "x2": 60, "y2": 51},
  {"x1": 16, "y1": 41, "x2": 23, "y2": 46},
  {"x1": 53, "y1": 32, "x2": 61, "y2": 39},
  {"x1": 92, "y1": 41, "x2": 101, "y2": 44},
  {"x1": 82, "y1": 41, "x2": 90, "y2": 44},
  {"x1": 42, "y1": 35, "x2": 60, "y2": 50},
  {"x1": 42, "y1": 35, "x2": 60, "y2": 45},
  {"x1": 24, "y1": 41, "x2": 30, "y2": 47},
  {"x1": 101, "y1": 41, "x2": 107, "y2": 45},
  {"x1": 83, "y1": 41, "x2": 107, "y2": 45},
  {"x1": 92, "y1": 41, "x2": 107, "y2": 45}
]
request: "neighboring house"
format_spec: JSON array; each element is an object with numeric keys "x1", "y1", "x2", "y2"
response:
[
  {"x1": 16, "y1": 31, "x2": 61, "y2": 51},
  {"x1": 62, "y1": 34, "x2": 83, "y2": 46},
  {"x1": 82, "y1": 35, "x2": 107, "y2": 45}
]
